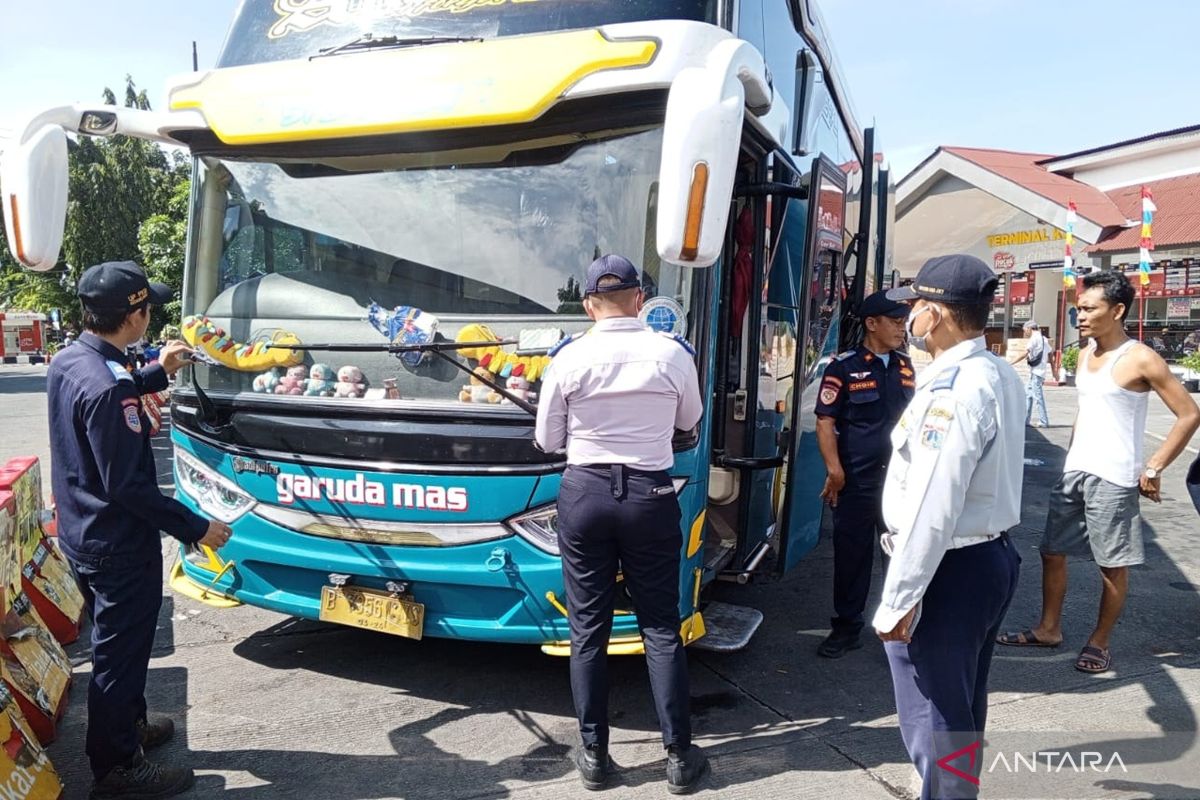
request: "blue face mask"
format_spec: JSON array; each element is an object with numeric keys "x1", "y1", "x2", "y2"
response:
[{"x1": 906, "y1": 305, "x2": 940, "y2": 353}]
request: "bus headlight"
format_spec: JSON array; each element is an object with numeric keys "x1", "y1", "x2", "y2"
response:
[
  {"x1": 175, "y1": 448, "x2": 256, "y2": 523},
  {"x1": 506, "y1": 504, "x2": 561, "y2": 555}
]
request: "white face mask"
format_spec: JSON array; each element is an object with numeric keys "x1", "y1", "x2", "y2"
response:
[{"x1": 906, "y1": 305, "x2": 940, "y2": 352}]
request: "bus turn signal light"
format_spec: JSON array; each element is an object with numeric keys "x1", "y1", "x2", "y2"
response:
[{"x1": 680, "y1": 162, "x2": 709, "y2": 261}]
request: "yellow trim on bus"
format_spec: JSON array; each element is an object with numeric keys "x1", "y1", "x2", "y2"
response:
[
  {"x1": 170, "y1": 30, "x2": 658, "y2": 145},
  {"x1": 540, "y1": 611, "x2": 706, "y2": 656}
]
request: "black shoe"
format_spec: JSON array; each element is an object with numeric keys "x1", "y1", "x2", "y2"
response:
[
  {"x1": 574, "y1": 744, "x2": 613, "y2": 791},
  {"x1": 136, "y1": 716, "x2": 175, "y2": 751},
  {"x1": 817, "y1": 630, "x2": 863, "y2": 659},
  {"x1": 91, "y1": 751, "x2": 194, "y2": 799},
  {"x1": 666, "y1": 744, "x2": 709, "y2": 795}
]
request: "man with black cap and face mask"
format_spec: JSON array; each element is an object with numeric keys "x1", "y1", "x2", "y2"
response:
[
  {"x1": 873, "y1": 255, "x2": 1025, "y2": 800},
  {"x1": 48, "y1": 261, "x2": 232, "y2": 799}
]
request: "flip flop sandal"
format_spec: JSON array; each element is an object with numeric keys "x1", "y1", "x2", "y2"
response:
[
  {"x1": 1075, "y1": 645, "x2": 1112, "y2": 674},
  {"x1": 996, "y1": 628, "x2": 1062, "y2": 647}
]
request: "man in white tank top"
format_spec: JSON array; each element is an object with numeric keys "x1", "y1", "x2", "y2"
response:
[{"x1": 998, "y1": 270, "x2": 1199, "y2": 674}]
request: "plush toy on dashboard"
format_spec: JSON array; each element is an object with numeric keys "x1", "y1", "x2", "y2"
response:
[
  {"x1": 182, "y1": 315, "x2": 304, "y2": 371},
  {"x1": 459, "y1": 367, "x2": 500, "y2": 404},
  {"x1": 335, "y1": 365, "x2": 368, "y2": 398},
  {"x1": 252, "y1": 368, "x2": 283, "y2": 394},
  {"x1": 275, "y1": 365, "x2": 308, "y2": 395},
  {"x1": 368, "y1": 303, "x2": 439, "y2": 369},
  {"x1": 304, "y1": 363, "x2": 337, "y2": 397},
  {"x1": 500, "y1": 375, "x2": 537, "y2": 406}
]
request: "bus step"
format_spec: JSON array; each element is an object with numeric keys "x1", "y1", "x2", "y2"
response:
[{"x1": 690, "y1": 602, "x2": 763, "y2": 653}]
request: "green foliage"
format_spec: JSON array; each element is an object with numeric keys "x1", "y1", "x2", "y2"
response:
[
  {"x1": 1061, "y1": 345, "x2": 1080, "y2": 373},
  {"x1": 0, "y1": 76, "x2": 190, "y2": 332},
  {"x1": 1179, "y1": 350, "x2": 1200, "y2": 375}
]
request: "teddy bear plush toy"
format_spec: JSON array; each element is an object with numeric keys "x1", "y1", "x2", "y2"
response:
[
  {"x1": 274, "y1": 365, "x2": 308, "y2": 395},
  {"x1": 335, "y1": 365, "x2": 368, "y2": 398},
  {"x1": 304, "y1": 363, "x2": 337, "y2": 397},
  {"x1": 459, "y1": 366, "x2": 500, "y2": 403},
  {"x1": 252, "y1": 367, "x2": 283, "y2": 394}
]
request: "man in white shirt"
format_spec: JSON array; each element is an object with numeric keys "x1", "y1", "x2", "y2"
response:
[
  {"x1": 535, "y1": 254, "x2": 707, "y2": 794},
  {"x1": 1009, "y1": 320, "x2": 1049, "y2": 427},
  {"x1": 876, "y1": 255, "x2": 1026, "y2": 800}
]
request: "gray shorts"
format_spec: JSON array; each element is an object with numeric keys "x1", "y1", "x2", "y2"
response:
[{"x1": 1040, "y1": 471, "x2": 1143, "y2": 567}]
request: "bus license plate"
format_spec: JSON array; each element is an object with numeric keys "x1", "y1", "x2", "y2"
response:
[{"x1": 319, "y1": 585, "x2": 425, "y2": 640}]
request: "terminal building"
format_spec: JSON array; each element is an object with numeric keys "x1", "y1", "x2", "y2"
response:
[{"x1": 896, "y1": 125, "x2": 1200, "y2": 362}]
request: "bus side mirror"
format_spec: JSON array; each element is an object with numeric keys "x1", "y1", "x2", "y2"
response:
[
  {"x1": 1, "y1": 124, "x2": 69, "y2": 271},
  {"x1": 657, "y1": 39, "x2": 770, "y2": 269}
]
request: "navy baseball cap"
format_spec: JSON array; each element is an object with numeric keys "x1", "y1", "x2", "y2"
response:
[
  {"x1": 887, "y1": 254, "x2": 999, "y2": 305},
  {"x1": 858, "y1": 290, "x2": 909, "y2": 319},
  {"x1": 585, "y1": 254, "x2": 640, "y2": 296},
  {"x1": 78, "y1": 261, "x2": 172, "y2": 313}
]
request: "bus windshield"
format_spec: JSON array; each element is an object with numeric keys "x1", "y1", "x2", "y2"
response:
[{"x1": 182, "y1": 125, "x2": 700, "y2": 410}]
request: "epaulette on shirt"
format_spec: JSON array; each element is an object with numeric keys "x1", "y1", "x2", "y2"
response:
[
  {"x1": 834, "y1": 350, "x2": 857, "y2": 362},
  {"x1": 658, "y1": 330, "x2": 696, "y2": 356},
  {"x1": 548, "y1": 331, "x2": 585, "y2": 358},
  {"x1": 105, "y1": 360, "x2": 134, "y2": 383},
  {"x1": 931, "y1": 366, "x2": 959, "y2": 392}
]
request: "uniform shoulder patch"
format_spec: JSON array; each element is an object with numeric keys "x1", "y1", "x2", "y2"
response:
[
  {"x1": 548, "y1": 332, "x2": 585, "y2": 357},
  {"x1": 121, "y1": 398, "x2": 143, "y2": 433},
  {"x1": 931, "y1": 365, "x2": 959, "y2": 392},
  {"x1": 657, "y1": 330, "x2": 696, "y2": 356},
  {"x1": 834, "y1": 350, "x2": 857, "y2": 362},
  {"x1": 105, "y1": 360, "x2": 134, "y2": 383}
]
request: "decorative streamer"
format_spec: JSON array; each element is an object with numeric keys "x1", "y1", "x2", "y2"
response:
[
  {"x1": 1063, "y1": 200, "x2": 1077, "y2": 288},
  {"x1": 1138, "y1": 186, "x2": 1156, "y2": 286}
]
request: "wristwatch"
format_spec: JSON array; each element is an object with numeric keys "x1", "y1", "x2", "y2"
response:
[{"x1": 1145, "y1": 467, "x2": 1159, "y2": 480}]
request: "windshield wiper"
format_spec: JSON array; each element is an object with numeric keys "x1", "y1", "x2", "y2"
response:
[
  {"x1": 266, "y1": 339, "x2": 538, "y2": 416},
  {"x1": 312, "y1": 34, "x2": 483, "y2": 59}
]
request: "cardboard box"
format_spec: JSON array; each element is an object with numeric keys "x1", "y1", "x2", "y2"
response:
[
  {"x1": 0, "y1": 596, "x2": 71, "y2": 745},
  {"x1": 0, "y1": 682, "x2": 62, "y2": 799}
]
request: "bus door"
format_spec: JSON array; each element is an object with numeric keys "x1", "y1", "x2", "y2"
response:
[
  {"x1": 774, "y1": 155, "x2": 848, "y2": 574},
  {"x1": 707, "y1": 145, "x2": 809, "y2": 580}
]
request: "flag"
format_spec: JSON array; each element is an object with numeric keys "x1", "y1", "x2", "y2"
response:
[
  {"x1": 1063, "y1": 200, "x2": 1077, "y2": 288},
  {"x1": 1138, "y1": 186, "x2": 1154, "y2": 285}
]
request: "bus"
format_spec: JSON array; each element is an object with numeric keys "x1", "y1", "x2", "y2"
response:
[{"x1": 2, "y1": 0, "x2": 892, "y2": 654}]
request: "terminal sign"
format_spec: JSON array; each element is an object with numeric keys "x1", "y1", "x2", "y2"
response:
[{"x1": 987, "y1": 228, "x2": 1065, "y2": 249}]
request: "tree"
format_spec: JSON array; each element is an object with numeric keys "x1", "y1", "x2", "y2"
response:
[{"x1": 138, "y1": 172, "x2": 191, "y2": 335}]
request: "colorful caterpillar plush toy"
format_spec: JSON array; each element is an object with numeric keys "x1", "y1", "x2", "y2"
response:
[
  {"x1": 182, "y1": 315, "x2": 303, "y2": 371},
  {"x1": 454, "y1": 324, "x2": 550, "y2": 383}
]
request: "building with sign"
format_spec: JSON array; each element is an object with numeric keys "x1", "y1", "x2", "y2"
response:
[
  {"x1": 0, "y1": 311, "x2": 46, "y2": 362},
  {"x1": 895, "y1": 125, "x2": 1200, "y2": 358}
]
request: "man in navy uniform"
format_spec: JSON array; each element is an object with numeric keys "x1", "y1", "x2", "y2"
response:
[
  {"x1": 48, "y1": 261, "x2": 231, "y2": 799},
  {"x1": 875, "y1": 255, "x2": 1024, "y2": 799},
  {"x1": 535, "y1": 254, "x2": 707, "y2": 794},
  {"x1": 814, "y1": 290, "x2": 914, "y2": 658}
]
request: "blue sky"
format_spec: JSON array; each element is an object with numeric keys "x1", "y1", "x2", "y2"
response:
[
  {"x1": 2, "y1": 0, "x2": 1198, "y2": 179},
  {"x1": 820, "y1": 0, "x2": 1200, "y2": 177}
]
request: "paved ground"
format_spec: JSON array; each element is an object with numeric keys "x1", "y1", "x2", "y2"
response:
[{"x1": 3, "y1": 363, "x2": 1200, "y2": 800}]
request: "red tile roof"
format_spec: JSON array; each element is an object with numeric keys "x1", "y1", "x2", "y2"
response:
[
  {"x1": 1088, "y1": 172, "x2": 1200, "y2": 253},
  {"x1": 943, "y1": 146, "x2": 1128, "y2": 229}
]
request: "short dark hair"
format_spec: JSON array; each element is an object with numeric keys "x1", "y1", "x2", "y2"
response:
[
  {"x1": 82, "y1": 302, "x2": 143, "y2": 336},
  {"x1": 1082, "y1": 270, "x2": 1135, "y2": 320},
  {"x1": 944, "y1": 301, "x2": 991, "y2": 333}
]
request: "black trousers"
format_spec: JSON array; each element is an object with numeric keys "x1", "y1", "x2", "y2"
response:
[
  {"x1": 831, "y1": 477, "x2": 886, "y2": 635},
  {"x1": 556, "y1": 464, "x2": 690, "y2": 750},
  {"x1": 66, "y1": 547, "x2": 163, "y2": 779},
  {"x1": 884, "y1": 534, "x2": 1021, "y2": 800}
]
